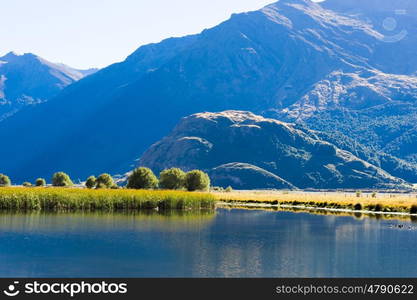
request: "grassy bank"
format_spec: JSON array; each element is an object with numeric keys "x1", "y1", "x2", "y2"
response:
[
  {"x1": 0, "y1": 187, "x2": 216, "y2": 212},
  {"x1": 219, "y1": 204, "x2": 417, "y2": 222},
  {"x1": 213, "y1": 190, "x2": 417, "y2": 215}
]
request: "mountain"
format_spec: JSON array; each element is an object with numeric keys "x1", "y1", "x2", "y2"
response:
[
  {"x1": 322, "y1": 0, "x2": 417, "y2": 75},
  {"x1": 276, "y1": 0, "x2": 417, "y2": 164},
  {"x1": 138, "y1": 111, "x2": 409, "y2": 189},
  {"x1": 309, "y1": 129, "x2": 417, "y2": 183},
  {"x1": 0, "y1": 0, "x2": 416, "y2": 183},
  {"x1": 0, "y1": 51, "x2": 97, "y2": 121}
]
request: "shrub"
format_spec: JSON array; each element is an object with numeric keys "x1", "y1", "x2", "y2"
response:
[
  {"x1": 159, "y1": 168, "x2": 186, "y2": 190},
  {"x1": 410, "y1": 205, "x2": 417, "y2": 215},
  {"x1": 185, "y1": 170, "x2": 210, "y2": 191},
  {"x1": 211, "y1": 186, "x2": 224, "y2": 192},
  {"x1": 374, "y1": 204, "x2": 383, "y2": 212},
  {"x1": 225, "y1": 186, "x2": 233, "y2": 193},
  {"x1": 35, "y1": 178, "x2": 46, "y2": 187},
  {"x1": 0, "y1": 174, "x2": 11, "y2": 187},
  {"x1": 96, "y1": 173, "x2": 115, "y2": 189},
  {"x1": 85, "y1": 176, "x2": 97, "y2": 189},
  {"x1": 371, "y1": 192, "x2": 377, "y2": 198},
  {"x1": 127, "y1": 167, "x2": 158, "y2": 189},
  {"x1": 367, "y1": 204, "x2": 375, "y2": 211},
  {"x1": 354, "y1": 203, "x2": 362, "y2": 211},
  {"x1": 22, "y1": 182, "x2": 32, "y2": 187},
  {"x1": 52, "y1": 172, "x2": 73, "y2": 187}
]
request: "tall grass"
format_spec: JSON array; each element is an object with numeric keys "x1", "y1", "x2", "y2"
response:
[{"x1": 0, "y1": 188, "x2": 216, "y2": 212}]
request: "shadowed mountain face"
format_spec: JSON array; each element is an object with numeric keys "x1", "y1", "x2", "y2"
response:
[
  {"x1": 138, "y1": 111, "x2": 409, "y2": 190},
  {"x1": 0, "y1": 52, "x2": 97, "y2": 121},
  {"x1": 0, "y1": 0, "x2": 416, "y2": 182}
]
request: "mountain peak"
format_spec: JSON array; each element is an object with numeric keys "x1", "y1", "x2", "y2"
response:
[
  {"x1": 262, "y1": 0, "x2": 315, "y2": 12},
  {"x1": 273, "y1": 0, "x2": 313, "y2": 3},
  {"x1": 6, "y1": 51, "x2": 23, "y2": 56},
  {"x1": 266, "y1": 0, "x2": 317, "y2": 8},
  {"x1": 0, "y1": 51, "x2": 40, "y2": 62},
  {"x1": 0, "y1": 50, "x2": 97, "y2": 124},
  {"x1": 1, "y1": 51, "x2": 23, "y2": 59}
]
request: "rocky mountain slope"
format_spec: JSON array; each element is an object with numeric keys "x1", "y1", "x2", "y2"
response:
[
  {"x1": 0, "y1": 0, "x2": 416, "y2": 183},
  {"x1": 277, "y1": 0, "x2": 417, "y2": 164},
  {"x1": 139, "y1": 111, "x2": 409, "y2": 189},
  {"x1": 0, "y1": 51, "x2": 96, "y2": 121}
]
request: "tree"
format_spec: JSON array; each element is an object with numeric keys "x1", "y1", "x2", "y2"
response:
[
  {"x1": 96, "y1": 173, "x2": 115, "y2": 189},
  {"x1": 35, "y1": 178, "x2": 46, "y2": 187},
  {"x1": 127, "y1": 167, "x2": 158, "y2": 189},
  {"x1": 23, "y1": 182, "x2": 32, "y2": 187},
  {"x1": 85, "y1": 176, "x2": 97, "y2": 189},
  {"x1": 185, "y1": 170, "x2": 210, "y2": 191},
  {"x1": 0, "y1": 174, "x2": 11, "y2": 187},
  {"x1": 52, "y1": 172, "x2": 73, "y2": 187},
  {"x1": 159, "y1": 168, "x2": 186, "y2": 190}
]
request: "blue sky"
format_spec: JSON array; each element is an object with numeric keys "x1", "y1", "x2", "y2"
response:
[{"x1": 0, "y1": 0, "x2": 323, "y2": 69}]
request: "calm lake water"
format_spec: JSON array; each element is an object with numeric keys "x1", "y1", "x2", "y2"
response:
[{"x1": 0, "y1": 208, "x2": 416, "y2": 277}]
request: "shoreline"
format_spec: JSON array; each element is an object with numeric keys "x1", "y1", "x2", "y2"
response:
[
  {"x1": 217, "y1": 201, "x2": 417, "y2": 217},
  {"x1": 213, "y1": 190, "x2": 417, "y2": 216}
]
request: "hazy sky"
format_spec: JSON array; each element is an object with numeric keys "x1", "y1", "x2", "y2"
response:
[
  {"x1": 1, "y1": 0, "x2": 323, "y2": 69},
  {"x1": 0, "y1": 0, "x2": 269, "y2": 69}
]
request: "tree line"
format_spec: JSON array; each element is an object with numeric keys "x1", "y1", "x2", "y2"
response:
[{"x1": 0, "y1": 167, "x2": 211, "y2": 191}]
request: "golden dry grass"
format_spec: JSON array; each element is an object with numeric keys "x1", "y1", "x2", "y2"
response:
[{"x1": 212, "y1": 190, "x2": 417, "y2": 213}]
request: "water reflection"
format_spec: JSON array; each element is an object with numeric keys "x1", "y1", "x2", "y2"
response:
[
  {"x1": 0, "y1": 210, "x2": 215, "y2": 232},
  {"x1": 0, "y1": 209, "x2": 416, "y2": 277}
]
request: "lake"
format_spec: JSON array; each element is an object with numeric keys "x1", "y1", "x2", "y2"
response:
[{"x1": 0, "y1": 208, "x2": 416, "y2": 277}]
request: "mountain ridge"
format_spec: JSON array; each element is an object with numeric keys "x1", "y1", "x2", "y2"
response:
[
  {"x1": 138, "y1": 110, "x2": 410, "y2": 189},
  {"x1": 0, "y1": 51, "x2": 97, "y2": 121}
]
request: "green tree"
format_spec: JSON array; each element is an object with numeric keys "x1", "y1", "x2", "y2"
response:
[
  {"x1": 0, "y1": 174, "x2": 11, "y2": 187},
  {"x1": 22, "y1": 182, "x2": 32, "y2": 187},
  {"x1": 85, "y1": 176, "x2": 97, "y2": 189},
  {"x1": 52, "y1": 172, "x2": 73, "y2": 187},
  {"x1": 35, "y1": 178, "x2": 46, "y2": 187},
  {"x1": 185, "y1": 170, "x2": 210, "y2": 191},
  {"x1": 159, "y1": 168, "x2": 186, "y2": 190},
  {"x1": 96, "y1": 173, "x2": 115, "y2": 189},
  {"x1": 127, "y1": 167, "x2": 158, "y2": 189}
]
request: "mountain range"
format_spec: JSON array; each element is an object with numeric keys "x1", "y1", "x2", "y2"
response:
[
  {"x1": 0, "y1": 51, "x2": 97, "y2": 121},
  {"x1": 0, "y1": 0, "x2": 416, "y2": 188}
]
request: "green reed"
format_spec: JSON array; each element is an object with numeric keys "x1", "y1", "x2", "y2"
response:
[{"x1": 0, "y1": 187, "x2": 216, "y2": 212}]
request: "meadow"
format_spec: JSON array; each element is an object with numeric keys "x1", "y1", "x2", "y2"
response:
[
  {"x1": 0, "y1": 187, "x2": 216, "y2": 212},
  {"x1": 213, "y1": 190, "x2": 417, "y2": 215}
]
